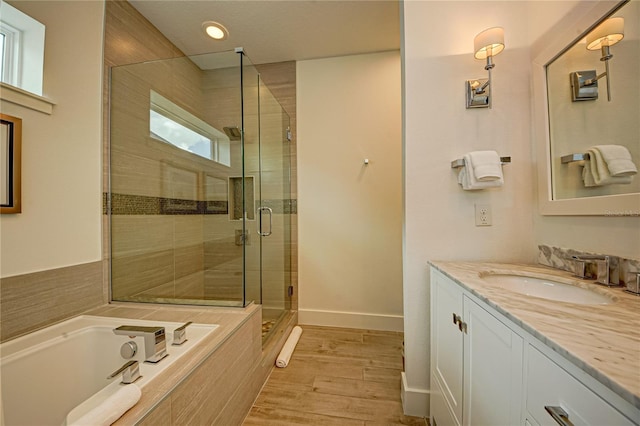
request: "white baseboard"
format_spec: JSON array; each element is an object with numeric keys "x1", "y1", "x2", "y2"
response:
[
  {"x1": 401, "y1": 372, "x2": 429, "y2": 417},
  {"x1": 298, "y1": 308, "x2": 403, "y2": 332}
]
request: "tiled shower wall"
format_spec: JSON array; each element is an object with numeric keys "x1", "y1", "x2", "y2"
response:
[{"x1": 103, "y1": 0, "x2": 298, "y2": 308}]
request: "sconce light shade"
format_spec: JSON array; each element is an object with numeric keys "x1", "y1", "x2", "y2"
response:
[
  {"x1": 586, "y1": 17, "x2": 624, "y2": 50},
  {"x1": 474, "y1": 27, "x2": 505, "y2": 59},
  {"x1": 467, "y1": 26, "x2": 505, "y2": 109}
]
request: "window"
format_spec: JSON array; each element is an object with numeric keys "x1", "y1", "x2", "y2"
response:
[
  {"x1": 150, "y1": 90, "x2": 231, "y2": 166},
  {"x1": 0, "y1": 1, "x2": 45, "y2": 95}
]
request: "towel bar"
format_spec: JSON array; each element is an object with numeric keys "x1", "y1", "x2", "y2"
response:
[
  {"x1": 451, "y1": 156, "x2": 511, "y2": 169},
  {"x1": 561, "y1": 153, "x2": 590, "y2": 164}
]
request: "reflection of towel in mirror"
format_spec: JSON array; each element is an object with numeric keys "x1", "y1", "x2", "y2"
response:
[
  {"x1": 593, "y1": 145, "x2": 637, "y2": 177},
  {"x1": 457, "y1": 152, "x2": 504, "y2": 190},
  {"x1": 582, "y1": 146, "x2": 634, "y2": 187}
]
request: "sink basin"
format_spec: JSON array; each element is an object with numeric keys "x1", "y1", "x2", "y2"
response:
[{"x1": 480, "y1": 274, "x2": 613, "y2": 305}]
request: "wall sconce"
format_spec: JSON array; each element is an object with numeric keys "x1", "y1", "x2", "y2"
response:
[
  {"x1": 570, "y1": 17, "x2": 624, "y2": 102},
  {"x1": 466, "y1": 27, "x2": 505, "y2": 109}
]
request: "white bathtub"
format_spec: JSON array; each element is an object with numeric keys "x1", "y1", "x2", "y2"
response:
[{"x1": 0, "y1": 315, "x2": 218, "y2": 426}]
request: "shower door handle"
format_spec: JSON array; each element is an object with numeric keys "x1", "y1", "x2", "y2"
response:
[{"x1": 257, "y1": 206, "x2": 273, "y2": 236}]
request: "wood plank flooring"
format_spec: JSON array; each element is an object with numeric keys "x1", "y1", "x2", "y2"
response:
[{"x1": 243, "y1": 325, "x2": 427, "y2": 425}]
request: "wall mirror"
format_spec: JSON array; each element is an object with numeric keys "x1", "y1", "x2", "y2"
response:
[{"x1": 533, "y1": 0, "x2": 640, "y2": 215}]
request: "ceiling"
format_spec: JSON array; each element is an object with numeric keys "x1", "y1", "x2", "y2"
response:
[{"x1": 128, "y1": 0, "x2": 401, "y2": 65}]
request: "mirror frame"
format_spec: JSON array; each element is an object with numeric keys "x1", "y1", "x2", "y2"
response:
[{"x1": 532, "y1": 0, "x2": 639, "y2": 216}]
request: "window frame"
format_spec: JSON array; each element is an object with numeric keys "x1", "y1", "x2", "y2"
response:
[{"x1": 149, "y1": 90, "x2": 231, "y2": 167}]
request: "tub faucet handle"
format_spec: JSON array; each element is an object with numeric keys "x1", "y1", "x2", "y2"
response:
[
  {"x1": 107, "y1": 360, "x2": 141, "y2": 384},
  {"x1": 173, "y1": 321, "x2": 192, "y2": 346}
]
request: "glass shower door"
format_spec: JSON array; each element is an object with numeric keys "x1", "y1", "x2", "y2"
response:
[{"x1": 257, "y1": 76, "x2": 292, "y2": 335}]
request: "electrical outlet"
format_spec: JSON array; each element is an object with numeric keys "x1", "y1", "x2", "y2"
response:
[{"x1": 475, "y1": 204, "x2": 492, "y2": 226}]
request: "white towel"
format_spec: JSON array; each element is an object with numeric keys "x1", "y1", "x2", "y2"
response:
[
  {"x1": 593, "y1": 145, "x2": 637, "y2": 177},
  {"x1": 468, "y1": 150, "x2": 503, "y2": 181},
  {"x1": 275, "y1": 326, "x2": 303, "y2": 368},
  {"x1": 457, "y1": 153, "x2": 503, "y2": 190},
  {"x1": 583, "y1": 148, "x2": 633, "y2": 187},
  {"x1": 69, "y1": 384, "x2": 141, "y2": 426}
]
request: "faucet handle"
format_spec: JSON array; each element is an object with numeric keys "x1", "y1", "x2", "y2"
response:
[
  {"x1": 573, "y1": 258, "x2": 587, "y2": 278},
  {"x1": 173, "y1": 321, "x2": 192, "y2": 346},
  {"x1": 594, "y1": 258, "x2": 610, "y2": 285},
  {"x1": 625, "y1": 272, "x2": 640, "y2": 295},
  {"x1": 107, "y1": 360, "x2": 141, "y2": 384}
]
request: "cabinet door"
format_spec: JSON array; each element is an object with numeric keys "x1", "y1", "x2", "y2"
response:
[
  {"x1": 463, "y1": 297, "x2": 524, "y2": 426},
  {"x1": 431, "y1": 376, "x2": 460, "y2": 426},
  {"x1": 526, "y1": 345, "x2": 636, "y2": 426},
  {"x1": 431, "y1": 270, "x2": 464, "y2": 426}
]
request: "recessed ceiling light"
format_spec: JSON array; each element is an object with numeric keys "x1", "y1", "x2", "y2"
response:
[{"x1": 202, "y1": 21, "x2": 228, "y2": 40}]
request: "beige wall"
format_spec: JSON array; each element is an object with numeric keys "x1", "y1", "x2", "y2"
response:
[
  {"x1": 297, "y1": 51, "x2": 403, "y2": 331},
  {"x1": 403, "y1": 1, "x2": 538, "y2": 414},
  {"x1": 0, "y1": 0, "x2": 104, "y2": 278}
]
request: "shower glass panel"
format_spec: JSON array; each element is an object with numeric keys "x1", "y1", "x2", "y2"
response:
[
  {"x1": 109, "y1": 50, "x2": 291, "y2": 317},
  {"x1": 241, "y1": 55, "x2": 293, "y2": 336},
  {"x1": 257, "y1": 74, "x2": 293, "y2": 332}
]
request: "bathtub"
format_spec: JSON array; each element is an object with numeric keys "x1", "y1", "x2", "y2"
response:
[{"x1": 0, "y1": 315, "x2": 218, "y2": 426}]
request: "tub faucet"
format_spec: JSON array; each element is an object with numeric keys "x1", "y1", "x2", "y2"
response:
[
  {"x1": 113, "y1": 325, "x2": 168, "y2": 363},
  {"x1": 571, "y1": 255, "x2": 611, "y2": 286}
]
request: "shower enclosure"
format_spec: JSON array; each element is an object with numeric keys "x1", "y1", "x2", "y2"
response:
[{"x1": 109, "y1": 49, "x2": 292, "y2": 338}]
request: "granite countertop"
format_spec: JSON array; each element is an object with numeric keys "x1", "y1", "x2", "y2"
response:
[{"x1": 429, "y1": 261, "x2": 640, "y2": 410}]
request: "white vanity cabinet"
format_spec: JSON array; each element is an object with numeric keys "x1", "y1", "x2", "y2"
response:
[
  {"x1": 430, "y1": 266, "x2": 640, "y2": 426},
  {"x1": 430, "y1": 268, "x2": 523, "y2": 426}
]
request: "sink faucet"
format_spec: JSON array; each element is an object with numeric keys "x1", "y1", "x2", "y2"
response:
[
  {"x1": 571, "y1": 255, "x2": 612, "y2": 286},
  {"x1": 113, "y1": 325, "x2": 168, "y2": 363}
]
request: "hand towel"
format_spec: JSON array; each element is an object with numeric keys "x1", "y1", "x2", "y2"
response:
[
  {"x1": 68, "y1": 384, "x2": 141, "y2": 426},
  {"x1": 593, "y1": 145, "x2": 637, "y2": 177},
  {"x1": 457, "y1": 154, "x2": 503, "y2": 190},
  {"x1": 276, "y1": 326, "x2": 303, "y2": 368},
  {"x1": 468, "y1": 150, "x2": 503, "y2": 181},
  {"x1": 583, "y1": 148, "x2": 633, "y2": 187}
]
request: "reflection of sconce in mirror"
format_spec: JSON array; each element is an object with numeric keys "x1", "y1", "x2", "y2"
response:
[
  {"x1": 466, "y1": 27, "x2": 505, "y2": 109},
  {"x1": 570, "y1": 17, "x2": 624, "y2": 102}
]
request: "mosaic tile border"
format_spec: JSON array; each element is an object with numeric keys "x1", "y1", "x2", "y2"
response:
[
  {"x1": 537, "y1": 244, "x2": 640, "y2": 287},
  {"x1": 103, "y1": 193, "x2": 297, "y2": 215}
]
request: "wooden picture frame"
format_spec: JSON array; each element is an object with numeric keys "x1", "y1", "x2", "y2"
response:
[{"x1": 1, "y1": 113, "x2": 22, "y2": 214}]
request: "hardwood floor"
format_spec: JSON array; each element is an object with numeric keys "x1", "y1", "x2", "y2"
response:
[{"x1": 243, "y1": 325, "x2": 427, "y2": 425}]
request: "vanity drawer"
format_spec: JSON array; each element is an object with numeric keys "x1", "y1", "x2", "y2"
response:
[{"x1": 526, "y1": 345, "x2": 635, "y2": 426}]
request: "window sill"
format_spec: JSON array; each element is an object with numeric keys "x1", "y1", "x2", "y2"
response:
[{"x1": 0, "y1": 83, "x2": 55, "y2": 115}]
